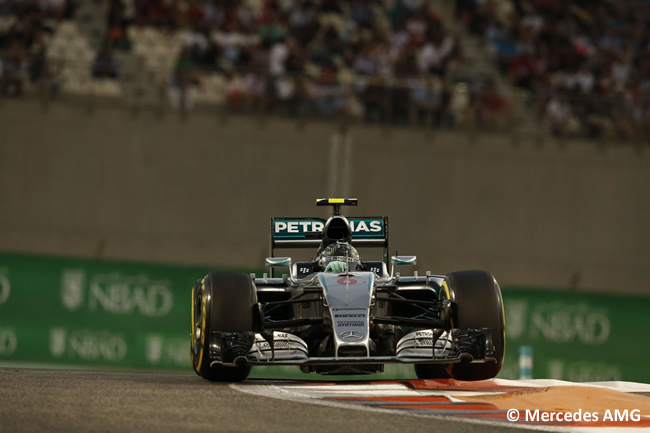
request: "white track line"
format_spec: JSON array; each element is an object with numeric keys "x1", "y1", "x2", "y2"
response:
[
  {"x1": 493, "y1": 379, "x2": 650, "y2": 393},
  {"x1": 232, "y1": 380, "x2": 650, "y2": 432}
]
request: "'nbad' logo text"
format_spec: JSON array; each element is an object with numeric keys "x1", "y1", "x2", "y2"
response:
[
  {"x1": 0, "y1": 268, "x2": 10, "y2": 306},
  {"x1": 50, "y1": 328, "x2": 127, "y2": 362},
  {"x1": 61, "y1": 269, "x2": 173, "y2": 317}
]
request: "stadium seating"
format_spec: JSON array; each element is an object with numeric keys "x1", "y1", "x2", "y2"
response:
[{"x1": 2, "y1": 0, "x2": 646, "y2": 141}]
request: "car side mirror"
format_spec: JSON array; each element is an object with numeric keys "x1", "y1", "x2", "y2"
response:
[
  {"x1": 265, "y1": 257, "x2": 293, "y2": 279},
  {"x1": 391, "y1": 255, "x2": 417, "y2": 277},
  {"x1": 265, "y1": 257, "x2": 292, "y2": 268}
]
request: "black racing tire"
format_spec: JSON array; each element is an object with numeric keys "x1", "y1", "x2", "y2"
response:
[
  {"x1": 441, "y1": 270, "x2": 505, "y2": 381},
  {"x1": 191, "y1": 271, "x2": 257, "y2": 382}
]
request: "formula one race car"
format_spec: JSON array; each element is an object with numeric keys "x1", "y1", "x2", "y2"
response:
[{"x1": 191, "y1": 199, "x2": 505, "y2": 382}]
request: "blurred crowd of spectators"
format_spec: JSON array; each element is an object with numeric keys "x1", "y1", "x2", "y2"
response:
[
  {"x1": 3, "y1": 0, "x2": 648, "y2": 141},
  {"x1": 0, "y1": 0, "x2": 517, "y2": 131},
  {"x1": 0, "y1": 1, "x2": 74, "y2": 97},
  {"x1": 456, "y1": 0, "x2": 650, "y2": 140},
  {"x1": 103, "y1": 0, "x2": 468, "y2": 126}
]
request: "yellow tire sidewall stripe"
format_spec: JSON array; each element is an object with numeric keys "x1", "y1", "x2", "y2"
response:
[
  {"x1": 441, "y1": 280, "x2": 454, "y2": 328},
  {"x1": 193, "y1": 277, "x2": 208, "y2": 372},
  {"x1": 441, "y1": 280, "x2": 451, "y2": 300},
  {"x1": 190, "y1": 287, "x2": 195, "y2": 362}
]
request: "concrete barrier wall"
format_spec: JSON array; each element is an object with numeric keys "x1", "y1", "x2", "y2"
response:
[{"x1": 1, "y1": 99, "x2": 648, "y2": 293}]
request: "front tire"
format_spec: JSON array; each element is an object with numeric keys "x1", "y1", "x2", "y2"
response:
[
  {"x1": 441, "y1": 270, "x2": 505, "y2": 381},
  {"x1": 191, "y1": 272, "x2": 257, "y2": 382}
]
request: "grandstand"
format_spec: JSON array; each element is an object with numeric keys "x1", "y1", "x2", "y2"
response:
[{"x1": 1, "y1": 0, "x2": 646, "y2": 142}]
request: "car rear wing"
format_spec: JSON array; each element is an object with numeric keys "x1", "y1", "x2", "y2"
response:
[{"x1": 270, "y1": 216, "x2": 389, "y2": 264}]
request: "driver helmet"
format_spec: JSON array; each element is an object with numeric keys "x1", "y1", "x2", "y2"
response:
[{"x1": 318, "y1": 241, "x2": 361, "y2": 272}]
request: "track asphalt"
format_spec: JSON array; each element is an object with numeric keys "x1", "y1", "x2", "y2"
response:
[{"x1": 0, "y1": 369, "x2": 534, "y2": 433}]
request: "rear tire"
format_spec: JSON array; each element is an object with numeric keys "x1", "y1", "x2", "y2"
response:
[
  {"x1": 441, "y1": 270, "x2": 505, "y2": 381},
  {"x1": 191, "y1": 272, "x2": 257, "y2": 382}
]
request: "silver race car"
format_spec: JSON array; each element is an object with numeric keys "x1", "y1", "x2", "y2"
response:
[{"x1": 191, "y1": 198, "x2": 505, "y2": 382}]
